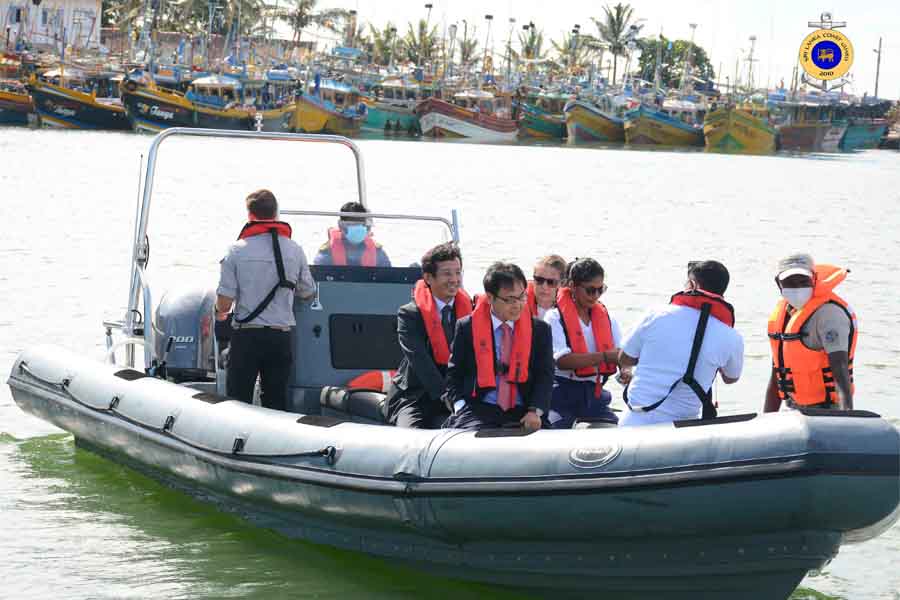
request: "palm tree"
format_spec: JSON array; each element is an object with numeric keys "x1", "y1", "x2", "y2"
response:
[
  {"x1": 402, "y1": 19, "x2": 438, "y2": 65},
  {"x1": 518, "y1": 25, "x2": 545, "y2": 60},
  {"x1": 275, "y1": 0, "x2": 348, "y2": 44},
  {"x1": 458, "y1": 26, "x2": 478, "y2": 66},
  {"x1": 369, "y1": 22, "x2": 400, "y2": 66},
  {"x1": 552, "y1": 31, "x2": 596, "y2": 71},
  {"x1": 592, "y1": 2, "x2": 634, "y2": 85}
]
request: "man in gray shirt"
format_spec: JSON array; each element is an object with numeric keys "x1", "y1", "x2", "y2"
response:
[{"x1": 215, "y1": 189, "x2": 316, "y2": 411}]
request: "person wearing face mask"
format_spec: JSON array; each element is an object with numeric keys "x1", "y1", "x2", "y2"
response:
[
  {"x1": 313, "y1": 201, "x2": 391, "y2": 267},
  {"x1": 527, "y1": 255, "x2": 567, "y2": 319},
  {"x1": 617, "y1": 260, "x2": 744, "y2": 427},
  {"x1": 383, "y1": 243, "x2": 473, "y2": 428},
  {"x1": 765, "y1": 253, "x2": 857, "y2": 412},
  {"x1": 543, "y1": 258, "x2": 622, "y2": 428}
]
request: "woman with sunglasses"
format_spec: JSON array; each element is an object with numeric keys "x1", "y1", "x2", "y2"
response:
[
  {"x1": 543, "y1": 258, "x2": 622, "y2": 428},
  {"x1": 527, "y1": 255, "x2": 567, "y2": 319}
]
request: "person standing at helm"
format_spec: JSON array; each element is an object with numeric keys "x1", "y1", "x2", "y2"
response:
[
  {"x1": 527, "y1": 255, "x2": 567, "y2": 319},
  {"x1": 765, "y1": 253, "x2": 857, "y2": 412},
  {"x1": 543, "y1": 258, "x2": 622, "y2": 428},
  {"x1": 314, "y1": 201, "x2": 391, "y2": 267},
  {"x1": 215, "y1": 190, "x2": 316, "y2": 411},
  {"x1": 383, "y1": 243, "x2": 472, "y2": 428},
  {"x1": 618, "y1": 261, "x2": 743, "y2": 427}
]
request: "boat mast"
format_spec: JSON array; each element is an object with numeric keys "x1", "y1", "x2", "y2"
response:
[
  {"x1": 873, "y1": 36, "x2": 882, "y2": 99},
  {"x1": 679, "y1": 22, "x2": 697, "y2": 96},
  {"x1": 745, "y1": 35, "x2": 757, "y2": 96},
  {"x1": 653, "y1": 29, "x2": 662, "y2": 93}
]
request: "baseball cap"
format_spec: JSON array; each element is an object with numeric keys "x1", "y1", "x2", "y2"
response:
[{"x1": 776, "y1": 253, "x2": 815, "y2": 281}]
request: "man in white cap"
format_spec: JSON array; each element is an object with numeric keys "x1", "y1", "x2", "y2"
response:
[{"x1": 765, "y1": 253, "x2": 857, "y2": 412}]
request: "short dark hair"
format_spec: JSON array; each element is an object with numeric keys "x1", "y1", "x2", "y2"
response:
[
  {"x1": 567, "y1": 258, "x2": 605, "y2": 286},
  {"x1": 483, "y1": 262, "x2": 527, "y2": 296},
  {"x1": 340, "y1": 201, "x2": 368, "y2": 224},
  {"x1": 688, "y1": 260, "x2": 730, "y2": 295},
  {"x1": 246, "y1": 189, "x2": 278, "y2": 218},
  {"x1": 421, "y1": 242, "x2": 462, "y2": 275}
]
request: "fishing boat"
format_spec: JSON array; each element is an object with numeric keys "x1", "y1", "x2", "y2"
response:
[
  {"x1": 415, "y1": 89, "x2": 518, "y2": 143},
  {"x1": 363, "y1": 78, "x2": 428, "y2": 136},
  {"x1": 775, "y1": 102, "x2": 848, "y2": 153},
  {"x1": 290, "y1": 77, "x2": 365, "y2": 135},
  {"x1": 6, "y1": 128, "x2": 899, "y2": 600},
  {"x1": 624, "y1": 99, "x2": 706, "y2": 146},
  {"x1": 121, "y1": 71, "x2": 295, "y2": 133},
  {"x1": 516, "y1": 89, "x2": 571, "y2": 139},
  {"x1": 840, "y1": 103, "x2": 889, "y2": 151},
  {"x1": 27, "y1": 67, "x2": 130, "y2": 130},
  {"x1": 703, "y1": 103, "x2": 776, "y2": 154},
  {"x1": 563, "y1": 96, "x2": 626, "y2": 142},
  {"x1": 0, "y1": 78, "x2": 32, "y2": 125}
]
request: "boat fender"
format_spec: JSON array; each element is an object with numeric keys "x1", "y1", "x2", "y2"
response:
[{"x1": 347, "y1": 370, "x2": 396, "y2": 393}]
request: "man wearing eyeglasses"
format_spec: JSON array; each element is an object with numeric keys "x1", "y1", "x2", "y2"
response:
[
  {"x1": 313, "y1": 201, "x2": 391, "y2": 267},
  {"x1": 618, "y1": 260, "x2": 743, "y2": 427},
  {"x1": 442, "y1": 262, "x2": 554, "y2": 431},
  {"x1": 383, "y1": 243, "x2": 472, "y2": 428},
  {"x1": 543, "y1": 258, "x2": 623, "y2": 428}
]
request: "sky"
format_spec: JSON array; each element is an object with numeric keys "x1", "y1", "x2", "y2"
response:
[{"x1": 309, "y1": 0, "x2": 900, "y2": 100}]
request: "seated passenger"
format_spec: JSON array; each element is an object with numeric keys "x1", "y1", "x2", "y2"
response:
[
  {"x1": 383, "y1": 243, "x2": 472, "y2": 428},
  {"x1": 618, "y1": 260, "x2": 744, "y2": 427},
  {"x1": 543, "y1": 258, "x2": 622, "y2": 428},
  {"x1": 527, "y1": 254, "x2": 566, "y2": 319},
  {"x1": 442, "y1": 262, "x2": 553, "y2": 431},
  {"x1": 314, "y1": 201, "x2": 391, "y2": 267}
]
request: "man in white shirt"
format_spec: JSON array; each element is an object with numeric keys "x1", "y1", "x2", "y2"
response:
[{"x1": 618, "y1": 260, "x2": 744, "y2": 427}]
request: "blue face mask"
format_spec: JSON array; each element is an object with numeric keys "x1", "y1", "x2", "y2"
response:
[{"x1": 343, "y1": 224, "x2": 368, "y2": 245}]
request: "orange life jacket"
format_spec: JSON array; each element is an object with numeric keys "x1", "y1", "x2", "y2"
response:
[
  {"x1": 556, "y1": 287, "x2": 617, "y2": 379},
  {"x1": 238, "y1": 220, "x2": 292, "y2": 240},
  {"x1": 670, "y1": 289, "x2": 735, "y2": 327},
  {"x1": 767, "y1": 264, "x2": 857, "y2": 407},
  {"x1": 413, "y1": 279, "x2": 473, "y2": 366},
  {"x1": 526, "y1": 281, "x2": 538, "y2": 317},
  {"x1": 328, "y1": 227, "x2": 377, "y2": 266},
  {"x1": 471, "y1": 295, "x2": 532, "y2": 391}
]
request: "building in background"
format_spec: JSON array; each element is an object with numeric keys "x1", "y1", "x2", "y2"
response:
[{"x1": 2, "y1": 0, "x2": 101, "y2": 52}]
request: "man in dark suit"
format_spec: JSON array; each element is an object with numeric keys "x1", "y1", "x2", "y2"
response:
[
  {"x1": 443, "y1": 262, "x2": 554, "y2": 431},
  {"x1": 383, "y1": 243, "x2": 473, "y2": 428}
]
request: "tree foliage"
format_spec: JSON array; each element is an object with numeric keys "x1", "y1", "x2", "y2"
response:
[
  {"x1": 635, "y1": 35, "x2": 715, "y2": 89},
  {"x1": 592, "y1": 2, "x2": 634, "y2": 84},
  {"x1": 401, "y1": 19, "x2": 438, "y2": 65}
]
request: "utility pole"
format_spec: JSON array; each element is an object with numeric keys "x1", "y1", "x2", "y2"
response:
[
  {"x1": 679, "y1": 22, "x2": 697, "y2": 95},
  {"x1": 505, "y1": 17, "x2": 515, "y2": 87},
  {"x1": 482, "y1": 13, "x2": 493, "y2": 81},
  {"x1": 745, "y1": 35, "x2": 758, "y2": 92},
  {"x1": 873, "y1": 36, "x2": 882, "y2": 99}
]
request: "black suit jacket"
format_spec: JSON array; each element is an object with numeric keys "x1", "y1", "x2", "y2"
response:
[
  {"x1": 383, "y1": 301, "x2": 451, "y2": 421},
  {"x1": 442, "y1": 315, "x2": 554, "y2": 413}
]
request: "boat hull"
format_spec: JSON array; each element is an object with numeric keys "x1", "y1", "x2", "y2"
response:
[
  {"x1": 625, "y1": 106, "x2": 704, "y2": 146},
  {"x1": 290, "y1": 95, "x2": 362, "y2": 136},
  {"x1": 777, "y1": 123, "x2": 829, "y2": 152},
  {"x1": 28, "y1": 80, "x2": 130, "y2": 130},
  {"x1": 415, "y1": 98, "x2": 518, "y2": 143},
  {"x1": 363, "y1": 103, "x2": 419, "y2": 135},
  {"x1": 841, "y1": 120, "x2": 887, "y2": 151},
  {"x1": 121, "y1": 84, "x2": 294, "y2": 133},
  {"x1": 518, "y1": 104, "x2": 566, "y2": 139},
  {"x1": 8, "y1": 345, "x2": 900, "y2": 600},
  {"x1": 703, "y1": 108, "x2": 776, "y2": 154},
  {"x1": 0, "y1": 89, "x2": 32, "y2": 124},
  {"x1": 822, "y1": 121, "x2": 848, "y2": 152},
  {"x1": 563, "y1": 100, "x2": 624, "y2": 142}
]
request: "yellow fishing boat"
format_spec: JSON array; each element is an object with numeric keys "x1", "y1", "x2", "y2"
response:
[
  {"x1": 624, "y1": 101, "x2": 706, "y2": 147},
  {"x1": 704, "y1": 104, "x2": 776, "y2": 154},
  {"x1": 290, "y1": 78, "x2": 364, "y2": 135}
]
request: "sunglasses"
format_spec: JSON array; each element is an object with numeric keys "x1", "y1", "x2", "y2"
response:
[
  {"x1": 533, "y1": 275, "x2": 560, "y2": 287},
  {"x1": 579, "y1": 284, "x2": 607, "y2": 297}
]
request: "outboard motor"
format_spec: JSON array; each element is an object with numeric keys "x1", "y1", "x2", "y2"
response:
[{"x1": 153, "y1": 287, "x2": 216, "y2": 382}]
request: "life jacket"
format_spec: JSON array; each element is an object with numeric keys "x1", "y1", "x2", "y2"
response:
[
  {"x1": 233, "y1": 220, "x2": 296, "y2": 324},
  {"x1": 471, "y1": 295, "x2": 532, "y2": 393},
  {"x1": 413, "y1": 279, "x2": 473, "y2": 366},
  {"x1": 556, "y1": 287, "x2": 617, "y2": 379},
  {"x1": 624, "y1": 289, "x2": 735, "y2": 419},
  {"x1": 328, "y1": 227, "x2": 377, "y2": 266},
  {"x1": 347, "y1": 370, "x2": 396, "y2": 393},
  {"x1": 767, "y1": 264, "x2": 857, "y2": 407},
  {"x1": 526, "y1": 281, "x2": 538, "y2": 318},
  {"x1": 670, "y1": 289, "x2": 735, "y2": 327}
]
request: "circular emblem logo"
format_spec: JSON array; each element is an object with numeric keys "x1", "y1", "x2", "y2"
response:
[
  {"x1": 569, "y1": 443, "x2": 621, "y2": 469},
  {"x1": 799, "y1": 29, "x2": 853, "y2": 81}
]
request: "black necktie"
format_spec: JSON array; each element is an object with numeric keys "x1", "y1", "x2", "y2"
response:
[{"x1": 441, "y1": 304, "x2": 455, "y2": 344}]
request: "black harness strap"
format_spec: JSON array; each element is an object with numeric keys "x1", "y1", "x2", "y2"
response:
[
  {"x1": 624, "y1": 302, "x2": 717, "y2": 419},
  {"x1": 234, "y1": 230, "x2": 297, "y2": 324}
]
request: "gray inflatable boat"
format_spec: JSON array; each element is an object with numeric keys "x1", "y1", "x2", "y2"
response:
[{"x1": 7, "y1": 129, "x2": 900, "y2": 600}]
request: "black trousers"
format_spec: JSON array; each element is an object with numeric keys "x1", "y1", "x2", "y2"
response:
[
  {"x1": 443, "y1": 400, "x2": 529, "y2": 430},
  {"x1": 226, "y1": 328, "x2": 292, "y2": 411}
]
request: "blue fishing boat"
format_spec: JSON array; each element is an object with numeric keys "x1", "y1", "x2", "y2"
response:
[
  {"x1": 363, "y1": 78, "x2": 430, "y2": 136},
  {"x1": 841, "y1": 119, "x2": 888, "y2": 151},
  {"x1": 624, "y1": 101, "x2": 706, "y2": 147}
]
